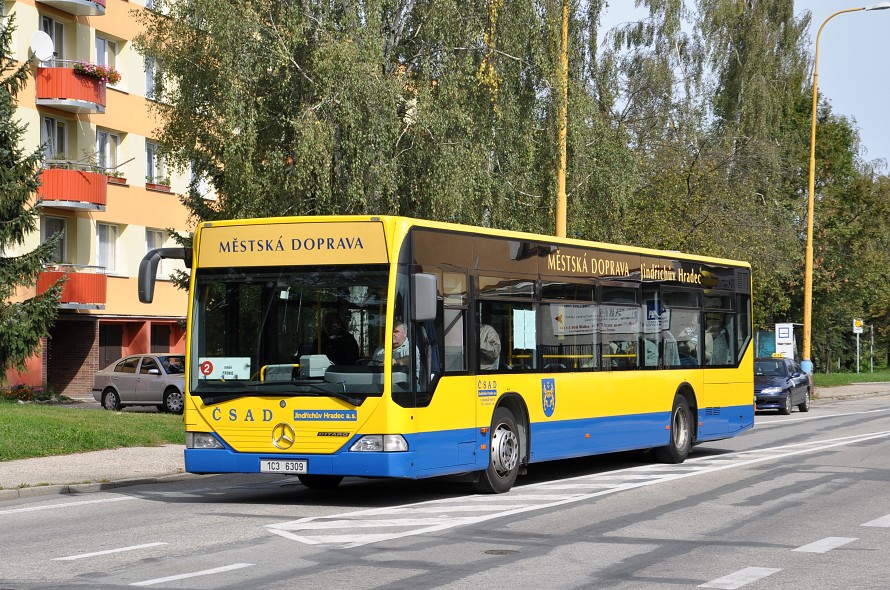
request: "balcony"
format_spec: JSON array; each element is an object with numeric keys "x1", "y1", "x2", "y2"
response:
[
  {"x1": 36, "y1": 63, "x2": 107, "y2": 114},
  {"x1": 38, "y1": 265, "x2": 107, "y2": 310},
  {"x1": 37, "y1": 0, "x2": 106, "y2": 16},
  {"x1": 39, "y1": 163, "x2": 108, "y2": 211}
]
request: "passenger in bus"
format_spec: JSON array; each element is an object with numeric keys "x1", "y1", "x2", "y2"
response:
[
  {"x1": 705, "y1": 314, "x2": 730, "y2": 365},
  {"x1": 315, "y1": 312, "x2": 360, "y2": 365},
  {"x1": 479, "y1": 323, "x2": 501, "y2": 370}
]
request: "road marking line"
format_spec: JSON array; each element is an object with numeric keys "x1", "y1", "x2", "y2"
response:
[
  {"x1": 54, "y1": 542, "x2": 167, "y2": 561},
  {"x1": 755, "y1": 407, "x2": 890, "y2": 426},
  {"x1": 698, "y1": 567, "x2": 782, "y2": 589},
  {"x1": 0, "y1": 496, "x2": 133, "y2": 516},
  {"x1": 862, "y1": 514, "x2": 890, "y2": 527},
  {"x1": 793, "y1": 537, "x2": 857, "y2": 553},
  {"x1": 129, "y1": 563, "x2": 253, "y2": 586}
]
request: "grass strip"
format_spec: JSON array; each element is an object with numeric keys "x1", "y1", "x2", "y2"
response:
[{"x1": 0, "y1": 404, "x2": 183, "y2": 461}]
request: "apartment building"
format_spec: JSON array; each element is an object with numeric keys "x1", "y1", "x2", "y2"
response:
[{"x1": 3, "y1": 0, "x2": 191, "y2": 396}]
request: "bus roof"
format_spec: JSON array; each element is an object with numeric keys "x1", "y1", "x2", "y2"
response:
[{"x1": 196, "y1": 215, "x2": 751, "y2": 269}]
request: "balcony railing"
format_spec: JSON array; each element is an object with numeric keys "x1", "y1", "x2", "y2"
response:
[
  {"x1": 38, "y1": 264, "x2": 107, "y2": 310},
  {"x1": 39, "y1": 162, "x2": 108, "y2": 211},
  {"x1": 36, "y1": 0, "x2": 106, "y2": 16},
  {"x1": 36, "y1": 61, "x2": 107, "y2": 113}
]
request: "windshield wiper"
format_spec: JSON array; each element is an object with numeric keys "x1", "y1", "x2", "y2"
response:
[
  {"x1": 302, "y1": 382, "x2": 362, "y2": 406},
  {"x1": 220, "y1": 381, "x2": 364, "y2": 406}
]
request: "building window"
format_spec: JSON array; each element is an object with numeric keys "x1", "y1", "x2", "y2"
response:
[
  {"x1": 97, "y1": 223, "x2": 118, "y2": 274},
  {"x1": 41, "y1": 216, "x2": 66, "y2": 264},
  {"x1": 41, "y1": 116, "x2": 67, "y2": 161},
  {"x1": 40, "y1": 16, "x2": 64, "y2": 66},
  {"x1": 190, "y1": 160, "x2": 211, "y2": 198},
  {"x1": 97, "y1": 130, "x2": 120, "y2": 171},
  {"x1": 144, "y1": 56, "x2": 162, "y2": 101},
  {"x1": 146, "y1": 228, "x2": 166, "y2": 277},
  {"x1": 146, "y1": 141, "x2": 166, "y2": 184},
  {"x1": 95, "y1": 35, "x2": 119, "y2": 87}
]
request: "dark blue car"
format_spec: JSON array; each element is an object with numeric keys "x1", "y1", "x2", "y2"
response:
[{"x1": 754, "y1": 356, "x2": 811, "y2": 414}]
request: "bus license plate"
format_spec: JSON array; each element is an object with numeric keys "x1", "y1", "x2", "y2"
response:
[{"x1": 260, "y1": 459, "x2": 307, "y2": 474}]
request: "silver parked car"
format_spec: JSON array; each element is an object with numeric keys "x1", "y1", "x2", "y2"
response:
[{"x1": 92, "y1": 354, "x2": 185, "y2": 414}]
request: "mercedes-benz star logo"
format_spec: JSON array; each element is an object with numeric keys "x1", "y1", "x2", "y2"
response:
[{"x1": 271, "y1": 423, "x2": 296, "y2": 449}]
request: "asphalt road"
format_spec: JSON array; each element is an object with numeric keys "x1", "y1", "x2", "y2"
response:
[
  {"x1": 1, "y1": 388, "x2": 888, "y2": 589},
  {"x1": 2, "y1": 381, "x2": 887, "y2": 497}
]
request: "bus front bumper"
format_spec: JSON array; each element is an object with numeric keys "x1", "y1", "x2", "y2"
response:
[{"x1": 184, "y1": 447, "x2": 418, "y2": 479}]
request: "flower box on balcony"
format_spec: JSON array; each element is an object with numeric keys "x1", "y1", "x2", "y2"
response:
[
  {"x1": 146, "y1": 182, "x2": 171, "y2": 192},
  {"x1": 73, "y1": 62, "x2": 122, "y2": 85},
  {"x1": 107, "y1": 175, "x2": 127, "y2": 185}
]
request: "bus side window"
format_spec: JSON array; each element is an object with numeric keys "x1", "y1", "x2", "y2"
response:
[{"x1": 443, "y1": 271, "x2": 467, "y2": 373}]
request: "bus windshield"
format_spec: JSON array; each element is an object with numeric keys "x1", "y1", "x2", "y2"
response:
[{"x1": 190, "y1": 264, "x2": 389, "y2": 402}]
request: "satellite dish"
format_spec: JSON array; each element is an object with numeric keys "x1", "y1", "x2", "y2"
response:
[{"x1": 30, "y1": 31, "x2": 55, "y2": 62}]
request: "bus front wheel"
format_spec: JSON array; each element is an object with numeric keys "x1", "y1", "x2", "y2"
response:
[
  {"x1": 474, "y1": 407, "x2": 521, "y2": 494},
  {"x1": 654, "y1": 395, "x2": 692, "y2": 464}
]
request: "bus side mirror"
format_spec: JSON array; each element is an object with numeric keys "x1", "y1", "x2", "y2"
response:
[
  {"x1": 138, "y1": 247, "x2": 192, "y2": 303},
  {"x1": 411, "y1": 273, "x2": 437, "y2": 322}
]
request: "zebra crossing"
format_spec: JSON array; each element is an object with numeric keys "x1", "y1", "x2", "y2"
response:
[{"x1": 265, "y1": 431, "x2": 890, "y2": 548}]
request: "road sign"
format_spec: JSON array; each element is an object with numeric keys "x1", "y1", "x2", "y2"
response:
[{"x1": 853, "y1": 318, "x2": 864, "y2": 334}]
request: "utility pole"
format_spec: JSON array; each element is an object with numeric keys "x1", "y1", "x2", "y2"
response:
[{"x1": 555, "y1": 0, "x2": 568, "y2": 238}]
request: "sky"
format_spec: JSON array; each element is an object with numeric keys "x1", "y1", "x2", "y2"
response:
[{"x1": 600, "y1": 1, "x2": 890, "y2": 167}]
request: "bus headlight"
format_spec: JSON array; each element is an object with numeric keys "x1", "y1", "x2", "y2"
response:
[
  {"x1": 350, "y1": 435, "x2": 408, "y2": 452},
  {"x1": 186, "y1": 432, "x2": 224, "y2": 449}
]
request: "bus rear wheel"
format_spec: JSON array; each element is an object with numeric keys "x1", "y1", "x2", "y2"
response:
[
  {"x1": 654, "y1": 394, "x2": 692, "y2": 464},
  {"x1": 297, "y1": 474, "x2": 343, "y2": 490},
  {"x1": 474, "y1": 407, "x2": 521, "y2": 494}
]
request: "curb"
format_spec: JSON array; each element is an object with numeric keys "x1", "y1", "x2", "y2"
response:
[
  {"x1": 814, "y1": 389, "x2": 890, "y2": 401},
  {"x1": 0, "y1": 473, "x2": 199, "y2": 501}
]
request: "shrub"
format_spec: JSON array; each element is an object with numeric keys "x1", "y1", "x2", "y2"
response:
[{"x1": 1, "y1": 384, "x2": 61, "y2": 402}]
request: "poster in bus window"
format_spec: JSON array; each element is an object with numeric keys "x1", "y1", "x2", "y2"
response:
[
  {"x1": 643, "y1": 300, "x2": 670, "y2": 334},
  {"x1": 550, "y1": 304, "x2": 596, "y2": 336},
  {"x1": 599, "y1": 306, "x2": 639, "y2": 334},
  {"x1": 513, "y1": 309, "x2": 536, "y2": 349}
]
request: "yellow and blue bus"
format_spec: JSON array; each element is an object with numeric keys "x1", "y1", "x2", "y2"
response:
[{"x1": 139, "y1": 216, "x2": 754, "y2": 493}]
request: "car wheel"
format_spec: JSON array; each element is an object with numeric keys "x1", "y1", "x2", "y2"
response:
[
  {"x1": 163, "y1": 388, "x2": 184, "y2": 415},
  {"x1": 102, "y1": 388, "x2": 122, "y2": 411},
  {"x1": 297, "y1": 475, "x2": 343, "y2": 489},
  {"x1": 474, "y1": 406, "x2": 522, "y2": 493},
  {"x1": 779, "y1": 391, "x2": 793, "y2": 415},
  {"x1": 654, "y1": 394, "x2": 692, "y2": 463},
  {"x1": 798, "y1": 389, "x2": 811, "y2": 412}
]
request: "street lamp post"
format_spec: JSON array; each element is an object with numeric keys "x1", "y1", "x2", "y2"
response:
[{"x1": 801, "y1": 3, "x2": 890, "y2": 375}]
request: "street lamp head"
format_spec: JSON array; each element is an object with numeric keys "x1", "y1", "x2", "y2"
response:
[{"x1": 864, "y1": 2, "x2": 890, "y2": 10}]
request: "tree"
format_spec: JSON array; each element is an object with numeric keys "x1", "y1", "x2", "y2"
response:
[
  {"x1": 134, "y1": 0, "x2": 890, "y2": 371},
  {"x1": 0, "y1": 15, "x2": 63, "y2": 381}
]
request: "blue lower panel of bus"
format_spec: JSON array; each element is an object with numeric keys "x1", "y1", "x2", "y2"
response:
[
  {"x1": 185, "y1": 428, "x2": 481, "y2": 478},
  {"x1": 528, "y1": 411, "x2": 672, "y2": 463},
  {"x1": 185, "y1": 404, "x2": 753, "y2": 478}
]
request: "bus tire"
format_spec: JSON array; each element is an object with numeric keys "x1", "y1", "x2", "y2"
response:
[
  {"x1": 474, "y1": 407, "x2": 521, "y2": 494},
  {"x1": 654, "y1": 394, "x2": 692, "y2": 464},
  {"x1": 297, "y1": 474, "x2": 343, "y2": 490}
]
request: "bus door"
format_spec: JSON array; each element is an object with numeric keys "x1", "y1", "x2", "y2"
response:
[{"x1": 410, "y1": 270, "x2": 477, "y2": 471}]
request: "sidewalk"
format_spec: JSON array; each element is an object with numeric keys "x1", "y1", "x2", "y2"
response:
[
  {"x1": 815, "y1": 381, "x2": 890, "y2": 400},
  {"x1": 0, "y1": 444, "x2": 191, "y2": 500},
  {"x1": 2, "y1": 382, "x2": 888, "y2": 500}
]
